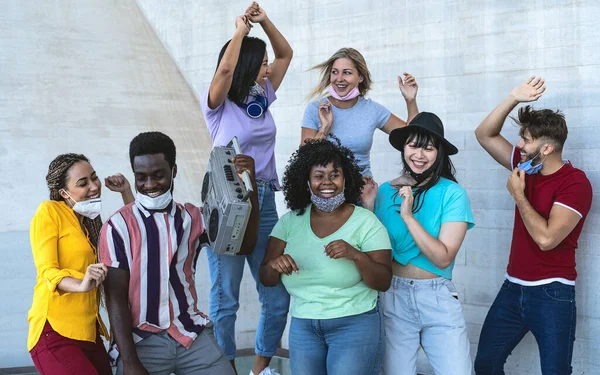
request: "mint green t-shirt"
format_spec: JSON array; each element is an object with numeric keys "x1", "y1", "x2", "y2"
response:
[
  {"x1": 270, "y1": 205, "x2": 391, "y2": 319},
  {"x1": 374, "y1": 178, "x2": 475, "y2": 279}
]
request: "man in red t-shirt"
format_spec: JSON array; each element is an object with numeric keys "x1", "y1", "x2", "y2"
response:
[{"x1": 473, "y1": 76, "x2": 593, "y2": 375}]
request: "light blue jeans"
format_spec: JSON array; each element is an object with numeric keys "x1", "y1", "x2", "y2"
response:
[
  {"x1": 206, "y1": 180, "x2": 290, "y2": 360},
  {"x1": 289, "y1": 307, "x2": 385, "y2": 375},
  {"x1": 380, "y1": 276, "x2": 472, "y2": 375}
]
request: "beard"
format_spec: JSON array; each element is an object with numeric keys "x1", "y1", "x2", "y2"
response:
[{"x1": 523, "y1": 145, "x2": 544, "y2": 165}]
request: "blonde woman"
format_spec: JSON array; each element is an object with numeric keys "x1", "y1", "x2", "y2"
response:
[{"x1": 301, "y1": 48, "x2": 419, "y2": 176}]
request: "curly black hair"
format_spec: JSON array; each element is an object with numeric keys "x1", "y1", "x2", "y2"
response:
[
  {"x1": 282, "y1": 136, "x2": 365, "y2": 215},
  {"x1": 129, "y1": 131, "x2": 176, "y2": 169}
]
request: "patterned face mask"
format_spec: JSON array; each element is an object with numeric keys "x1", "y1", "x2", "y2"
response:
[
  {"x1": 249, "y1": 82, "x2": 266, "y2": 97},
  {"x1": 307, "y1": 181, "x2": 346, "y2": 213}
]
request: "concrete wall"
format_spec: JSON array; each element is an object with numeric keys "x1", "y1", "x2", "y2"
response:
[
  {"x1": 0, "y1": 0, "x2": 214, "y2": 367},
  {"x1": 134, "y1": 0, "x2": 600, "y2": 374}
]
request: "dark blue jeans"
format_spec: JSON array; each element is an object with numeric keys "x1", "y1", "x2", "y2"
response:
[{"x1": 475, "y1": 280, "x2": 576, "y2": 375}]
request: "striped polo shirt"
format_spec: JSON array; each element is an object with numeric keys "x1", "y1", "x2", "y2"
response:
[{"x1": 99, "y1": 200, "x2": 210, "y2": 349}]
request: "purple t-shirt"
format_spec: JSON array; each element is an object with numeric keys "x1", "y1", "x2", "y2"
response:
[{"x1": 200, "y1": 78, "x2": 280, "y2": 189}]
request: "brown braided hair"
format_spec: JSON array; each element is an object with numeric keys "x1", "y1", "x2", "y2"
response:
[{"x1": 46, "y1": 153, "x2": 102, "y2": 249}]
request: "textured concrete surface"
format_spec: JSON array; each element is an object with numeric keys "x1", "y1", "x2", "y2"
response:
[
  {"x1": 2, "y1": 0, "x2": 599, "y2": 373},
  {"x1": 0, "y1": 0, "x2": 216, "y2": 368},
  {"x1": 133, "y1": 0, "x2": 600, "y2": 374}
]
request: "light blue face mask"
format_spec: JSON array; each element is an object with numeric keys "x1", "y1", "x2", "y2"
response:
[{"x1": 517, "y1": 147, "x2": 547, "y2": 175}]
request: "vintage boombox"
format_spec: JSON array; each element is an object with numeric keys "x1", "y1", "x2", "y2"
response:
[{"x1": 201, "y1": 137, "x2": 253, "y2": 256}]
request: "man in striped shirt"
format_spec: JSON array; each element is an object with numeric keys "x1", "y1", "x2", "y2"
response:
[{"x1": 99, "y1": 132, "x2": 259, "y2": 375}]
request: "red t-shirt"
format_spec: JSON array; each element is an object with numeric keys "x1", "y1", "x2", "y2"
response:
[{"x1": 507, "y1": 148, "x2": 593, "y2": 281}]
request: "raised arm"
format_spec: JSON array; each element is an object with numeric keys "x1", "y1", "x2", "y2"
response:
[
  {"x1": 301, "y1": 101, "x2": 333, "y2": 144},
  {"x1": 381, "y1": 73, "x2": 419, "y2": 134},
  {"x1": 105, "y1": 268, "x2": 148, "y2": 375},
  {"x1": 207, "y1": 16, "x2": 252, "y2": 109},
  {"x1": 475, "y1": 76, "x2": 546, "y2": 170},
  {"x1": 232, "y1": 155, "x2": 260, "y2": 255},
  {"x1": 245, "y1": 2, "x2": 292, "y2": 91},
  {"x1": 105, "y1": 174, "x2": 135, "y2": 205}
]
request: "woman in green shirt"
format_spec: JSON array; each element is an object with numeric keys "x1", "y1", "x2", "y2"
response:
[{"x1": 259, "y1": 138, "x2": 392, "y2": 375}]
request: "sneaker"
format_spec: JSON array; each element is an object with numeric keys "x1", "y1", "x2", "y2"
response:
[{"x1": 249, "y1": 368, "x2": 281, "y2": 375}]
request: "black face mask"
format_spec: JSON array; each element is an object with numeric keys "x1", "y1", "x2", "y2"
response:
[{"x1": 402, "y1": 158, "x2": 439, "y2": 185}]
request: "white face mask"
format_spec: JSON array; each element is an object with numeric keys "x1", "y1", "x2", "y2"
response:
[
  {"x1": 135, "y1": 169, "x2": 174, "y2": 210},
  {"x1": 62, "y1": 190, "x2": 102, "y2": 220},
  {"x1": 136, "y1": 190, "x2": 172, "y2": 210}
]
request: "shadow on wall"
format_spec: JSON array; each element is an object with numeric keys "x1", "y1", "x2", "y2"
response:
[{"x1": 0, "y1": 0, "x2": 213, "y2": 368}]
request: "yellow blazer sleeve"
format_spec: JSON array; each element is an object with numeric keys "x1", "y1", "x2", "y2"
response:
[{"x1": 30, "y1": 203, "x2": 85, "y2": 294}]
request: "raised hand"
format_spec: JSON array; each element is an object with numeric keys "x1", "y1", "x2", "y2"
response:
[
  {"x1": 268, "y1": 254, "x2": 299, "y2": 276},
  {"x1": 360, "y1": 176, "x2": 378, "y2": 206},
  {"x1": 324, "y1": 240, "x2": 361, "y2": 261},
  {"x1": 318, "y1": 101, "x2": 333, "y2": 135},
  {"x1": 510, "y1": 76, "x2": 546, "y2": 103},
  {"x1": 398, "y1": 186, "x2": 414, "y2": 220},
  {"x1": 105, "y1": 173, "x2": 131, "y2": 194},
  {"x1": 245, "y1": 2, "x2": 268, "y2": 24},
  {"x1": 398, "y1": 73, "x2": 418, "y2": 101},
  {"x1": 235, "y1": 15, "x2": 252, "y2": 36},
  {"x1": 77, "y1": 263, "x2": 108, "y2": 292}
]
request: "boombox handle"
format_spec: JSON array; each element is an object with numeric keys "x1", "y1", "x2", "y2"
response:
[{"x1": 228, "y1": 137, "x2": 254, "y2": 200}]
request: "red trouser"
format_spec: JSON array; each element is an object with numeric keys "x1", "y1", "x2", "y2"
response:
[{"x1": 30, "y1": 321, "x2": 112, "y2": 375}]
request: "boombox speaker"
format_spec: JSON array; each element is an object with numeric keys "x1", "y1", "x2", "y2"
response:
[{"x1": 201, "y1": 137, "x2": 253, "y2": 256}]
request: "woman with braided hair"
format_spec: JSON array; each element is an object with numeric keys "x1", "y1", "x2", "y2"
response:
[{"x1": 28, "y1": 153, "x2": 131, "y2": 375}]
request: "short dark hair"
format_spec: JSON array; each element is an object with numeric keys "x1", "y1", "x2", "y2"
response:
[
  {"x1": 513, "y1": 105, "x2": 568, "y2": 151},
  {"x1": 217, "y1": 36, "x2": 267, "y2": 105},
  {"x1": 282, "y1": 136, "x2": 364, "y2": 215},
  {"x1": 129, "y1": 132, "x2": 176, "y2": 169}
]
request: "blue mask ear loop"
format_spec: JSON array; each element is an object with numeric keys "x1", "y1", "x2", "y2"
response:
[{"x1": 518, "y1": 145, "x2": 549, "y2": 174}]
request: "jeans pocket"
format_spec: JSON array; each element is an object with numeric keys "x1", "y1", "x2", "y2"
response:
[
  {"x1": 543, "y1": 283, "x2": 575, "y2": 302},
  {"x1": 441, "y1": 279, "x2": 460, "y2": 300}
]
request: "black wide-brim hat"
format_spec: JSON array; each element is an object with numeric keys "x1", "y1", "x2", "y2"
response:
[{"x1": 389, "y1": 112, "x2": 458, "y2": 155}]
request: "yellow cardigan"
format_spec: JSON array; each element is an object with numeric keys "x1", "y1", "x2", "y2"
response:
[{"x1": 27, "y1": 200, "x2": 108, "y2": 351}]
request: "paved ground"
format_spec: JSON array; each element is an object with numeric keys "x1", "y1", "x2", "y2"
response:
[{"x1": 0, "y1": 355, "x2": 291, "y2": 375}]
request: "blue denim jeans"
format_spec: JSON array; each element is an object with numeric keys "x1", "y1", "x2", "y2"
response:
[
  {"x1": 474, "y1": 280, "x2": 577, "y2": 375},
  {"x1": 289, "y1": 307, "x2": 385, "y2": 375},
  {"x1": 206, "y1": 180, "x2": 290, "y2": 360},
  {"x1": 380, "y1": 276, "x2": 471, "y2": 375}
]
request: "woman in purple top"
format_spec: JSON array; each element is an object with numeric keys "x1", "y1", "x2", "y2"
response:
[{"x1": 199, "y1": 3, "x2": 292, "y2": 375}]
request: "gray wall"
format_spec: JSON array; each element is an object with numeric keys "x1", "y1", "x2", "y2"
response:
[
  {"x1": 134, "y1": 0, "x2": 600, "y2": 374},
  {"x1": 0, "y1": 0, "x2": 214, "y2": 367},
  {"x1": 1, "y1": 0, "x2": 599, "y2": 373}
]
